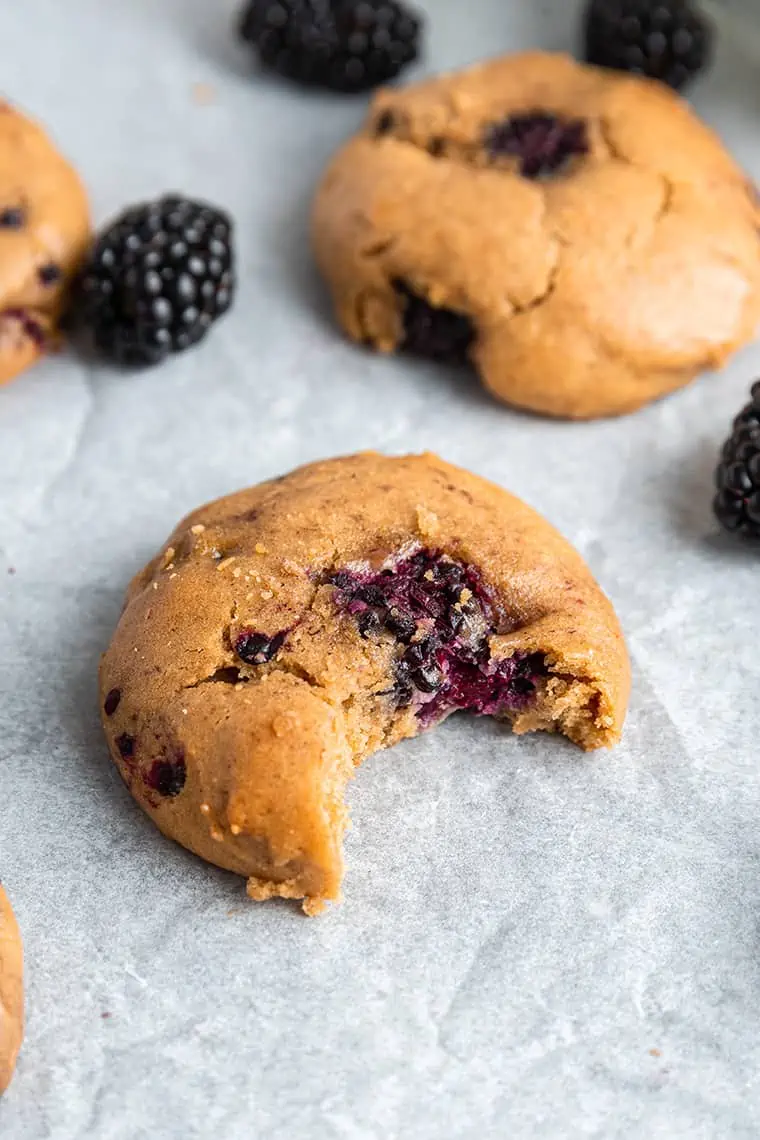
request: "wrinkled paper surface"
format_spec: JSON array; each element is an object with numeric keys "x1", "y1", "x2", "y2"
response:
[{"x1": 3, "y1": 1, "x2": 760, "y2": 1136}]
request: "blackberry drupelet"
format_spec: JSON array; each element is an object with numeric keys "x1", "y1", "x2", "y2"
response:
[
  {"x1": 714, "y1": 381, "x2": 760, "y2": 538},
  {"x1": 237, "y1": 0, "x2": 422, "y2": 93},
  {"x1": 76, "y1": 195, "x2": 235, "y2": 367},
  {"x1": 394, "y1": 281, "x2": 475, "y2": 365},
  {"x1": 584, "y1": 0, "x2": 712, "y2": 90}
]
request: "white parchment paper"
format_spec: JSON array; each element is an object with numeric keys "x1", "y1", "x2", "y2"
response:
[{"x1": 2, "y1": 1, "x2": 760, "y2": 1136}]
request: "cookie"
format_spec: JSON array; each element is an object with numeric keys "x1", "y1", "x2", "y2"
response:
[
  {"x1": 100, "y1": 452, "x2": 630, "y2": 914},
  {"x1": 0, "y1": 102, "x2": 90, "y2": 386},
  {"x1": 0, "y1": 886, "x2": 23, "y2": 1094},
  {"x1": 312, "y1": 52, "x2": 760, "y2": 420}
]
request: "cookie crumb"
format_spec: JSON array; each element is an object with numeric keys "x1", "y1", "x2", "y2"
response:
[
  {"x1": 649, "y1": 1048, "x2": 662, "y2": 1057},
  {"x1": 191, "y1": 82, "x2": 216, "y2": 105},
  {"x1": 190, "y1": 523, "x2": 206, "y2": 535}
]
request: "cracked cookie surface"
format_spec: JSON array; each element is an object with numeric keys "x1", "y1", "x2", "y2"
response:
[
  {"x1": 0, "y1": 886, "x2": 23, "y2": 1094},
  {"x1": 0, "y1": 102, "x2": 90, "y2": 386},
  {"x1": 100, "y1": 452, "x2": 630, "y2": 914},
  {"x1": 312, "y1": 52, "x2": 760, "y2": 420}
]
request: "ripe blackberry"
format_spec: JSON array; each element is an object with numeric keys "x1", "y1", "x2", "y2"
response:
[
  {"x1": 237, "y1": 0, "x2": 422, "y2": 93},
  {"x1": 584, "y1": 0, "x2": 712, "y2": 90},
  {"x1": 76, "y1": 195, "x2": 235, "y2": 367},
  {"x1": 714, "y1": 381, "x2": 760, "y2": 538}
]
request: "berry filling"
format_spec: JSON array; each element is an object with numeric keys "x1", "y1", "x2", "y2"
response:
[
  {"x1": 104, "y1": 688, "x2": 121, "y2": 716},
  {"x1": 116, "y1": 733, "x2": 135, "y2": 759},
  {"x1": 0, "y1": 207, "x2": 24, "y2": 229},
  {"x1": 394, "y1": 280, "x2": 474, "y2": 365},
  {"x1": 484, "y1": 113, "x2": 589, "y2": 179},
  {"x1": 145, "y1": 754, "x2": 187, "y2": 798},
  {"x1": 1, "y1": 308, "x2": 47, "y2": 348},
  {"x1": 234, "y1": 629, "x2": 287, "y2": 666},
  {"x1": 37, "y1": 263, "x2": 62, "y2": 286},
  {"x1": 327, "y1": 549, "x2": 546, "y2": 725}
]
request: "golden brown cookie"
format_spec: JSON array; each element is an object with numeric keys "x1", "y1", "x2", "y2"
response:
[
  {"x1": 312, "y1": 52, "x2": 760, "y2": 420},
  {"x1": 100, "y1": 452, "x2": 630, "y2": 914},
  {"x1": 0, "y1": 886, "x2": 23, "y2": 1095},
  {"x1": 0, "y1": 102, "x2": 90, "y2": 386}
]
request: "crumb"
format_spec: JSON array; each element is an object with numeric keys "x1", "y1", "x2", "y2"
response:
[
  {"x1": 649, "y1": 1048, "x2": 661, "y2": 1057},
  {"x1": 192, "y1": 82, "x2": 216, "y2": 105},
  {"x1": 190, "y1": 523, "x2": 206, "y2": 535},
  {"x1": 6, "y1": 566, "x2": 15, "y2": 575},
  {"x1": 255, "y1": 543, "x2": 268, "y2": 554},
  {"x1": 101, "y1": 1012, "x2": 112, "y2": 1020}
]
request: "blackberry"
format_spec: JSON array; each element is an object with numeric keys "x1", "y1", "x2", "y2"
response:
[
  {"x1": 237, "y1": 0, "x2": 422, "y2": 93},
  {"x1": 235, "y1": 630, "x2": 287, "y2": 665},
  {"x1": 584, "y1": 0, "x2": 712, "y2": 90},
  {"x1": 76, "y1": 195, "x2": 235, "y2": 367},
  {"x1": 326, "y1": 550, "x2": 547, "y2": 722},
  {"x1": 485, "y1": 114, "x2": 589, "y2": 180},
  {"x1": 714, "y1": 381, "x2": 760, "y2": 538},
  {"x1": 395, "y1": 281, "x2": 475, "y2": 365}
]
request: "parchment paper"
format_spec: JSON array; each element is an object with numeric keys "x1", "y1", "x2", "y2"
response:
[{"x1": 3, "y1": 1, "x2": 760, "y2": 1136}]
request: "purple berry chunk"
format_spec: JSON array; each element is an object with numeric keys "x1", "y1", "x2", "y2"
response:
[
  {"x1": 2, "y1": 308, "x2": 46, "y2": 348},
  {"x1": 394, "y1": 280, "x2": 475, "y2": 365},
  {"x1": 235, "y1": 629, "x2": 287, "y2": 666},
  {"x1": 104, "y1": 688, "x2": 121, "y2": 716},
  {"x1": 145, "y1": 753, "x2": 186, "y2": 798},
  {"x1": 37, "y1": 263, "x2": 62, "y2": 286},
  {"x1": 485, "y1": 113, "x2": 589, "y2": 179},
  {"x1": 0, "y1": 207, "x2": 24, "y2": 228},
  {"x1": 326, "y1": 548, "x2": 547, "y2": 723},
  {"x1": 116, "y1": 733, "x2": 135, "y2": 759}
]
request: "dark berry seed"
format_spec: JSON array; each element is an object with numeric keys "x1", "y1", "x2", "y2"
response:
[
  {"x1": 116, "y1": 733, "x2": 135, "y2": 759},
  {"x1": 38, "y1": 263, "x2": 62, "y2": 286},
  {"x1": 385, "y1": 608, "x2": 417, "y2": 642},
  {"x1": 104, "y1": 688, "x2": 121, "y2": 716},
  {"x1": 0, "y1": 207, "x2": 24, "y2": 228},
  {"x1": 375, "y1": 110, "x2": 396, "y2": 136},
  {"x1": 358, "y1": 609, "x2": 382, "y2": 638},
  {"x1": 235, "y1": 629, "x2": 286, "y2": 665},
  {"x1": 145, "y1": 755, "x2": 186, "y2": 798},
  {"x1": 413, "y1": 661, "x2": 444, "y2": 693}
]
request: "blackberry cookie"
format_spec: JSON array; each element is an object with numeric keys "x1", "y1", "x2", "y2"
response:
[
  {"x1": 0, "y1": 886, "x2": 23, "y2": 1094},
  {"x1": 312, "y1": 52, "x2": 760, "y2": 419},
  {"x1": 100, "y1": 453, "x2": 630, "y2": 914},
  {"x1": 0, "y1": 102, "x2": 90, "y2": 386}
]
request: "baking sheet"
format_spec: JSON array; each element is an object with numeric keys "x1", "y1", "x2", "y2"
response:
[{"x1": 3, "y1": 0, "x2": 760, "y2": 1136}]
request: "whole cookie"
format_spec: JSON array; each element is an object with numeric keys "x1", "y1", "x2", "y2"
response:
[
  {"x1": 0, "y1": 886, "x2": 23, "y2": 1094},
  {"x1": 312, "y1": 52, "x2": 760, "y2": 420},
  {"x1": 0, "y1": 102, "x2": 90, "y2": 386},
  {"x1": 100, "y1": 452, "x2": 630, "y2": 914}
]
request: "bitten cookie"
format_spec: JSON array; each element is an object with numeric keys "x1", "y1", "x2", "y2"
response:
[
  {"x1": 0, "y1": 102, "x2": 90, "y2": 386},
  {"x1": 312, "y1": 52, "x2": 760, "y2": 420},
  {"x1": 0, "y1": 886, "x2": 23, "y2": 1094},
  {"x1": 100, "y1": 452, "x2": 630, "y2": 914}
]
